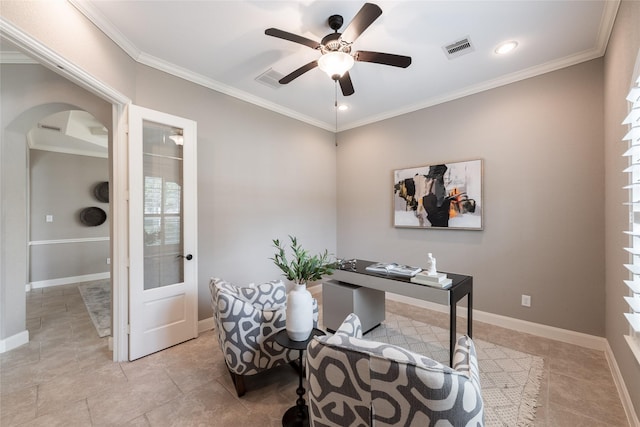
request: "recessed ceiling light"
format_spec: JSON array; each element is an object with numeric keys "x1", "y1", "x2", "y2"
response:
[
  {"x1": 495, "y1": 40, "x2": 518, "y2": 55},
  {"x1": 338, "y1": 104, "x2": 349, "y2": 111}
]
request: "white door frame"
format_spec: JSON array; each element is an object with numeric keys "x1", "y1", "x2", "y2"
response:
[{"x1": 1, "y1": 18, "x2": 131, "y2": 361}]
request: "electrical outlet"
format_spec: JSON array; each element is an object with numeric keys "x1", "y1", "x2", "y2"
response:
[
  {"x1": 521, "y1": 294, "x2": 531, "y2": 307},
  {"x1": 106, "y1": 258, "x2": 111, "y2": 265},
  {"x1": 45, "y1": 215, "x2": 53, "y2": 223}
]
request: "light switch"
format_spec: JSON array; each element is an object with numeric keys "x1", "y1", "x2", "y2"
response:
[{"x1": 45, "y1": 215, "x2": 53, "y2": 223}]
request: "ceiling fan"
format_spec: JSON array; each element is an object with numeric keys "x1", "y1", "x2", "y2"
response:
[{"x1": 265, "y1": 2, "x2": 412, "y2": 96}]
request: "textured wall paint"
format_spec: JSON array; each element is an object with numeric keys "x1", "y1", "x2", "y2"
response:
[{"x1": 337, "y1": 59, "x2": 605, "y2": 336}]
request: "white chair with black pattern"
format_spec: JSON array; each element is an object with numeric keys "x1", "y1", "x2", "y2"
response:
[
  {"x1": 306, "y1": 313, "x2": 484, "y2": 426},
  {"x1": 209, "y1": 277, "x2": 318, "y2": 397}
]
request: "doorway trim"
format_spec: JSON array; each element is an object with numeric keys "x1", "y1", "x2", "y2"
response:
[{"x1": 1, "y1": 17, "x2": 131, "y2": 361}]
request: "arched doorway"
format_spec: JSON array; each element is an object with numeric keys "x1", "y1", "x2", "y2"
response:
[
  {"x1": 1, "y1": 65, "x2": 114, "y2": 356},
  {"x1": 1, "y1": 18, "x2": 132, "y2": 360},
  {"x1": 27, "y1": 109, "x2": 112, "y2": 342}
]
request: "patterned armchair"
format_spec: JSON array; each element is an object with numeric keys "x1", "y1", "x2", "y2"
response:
[
  {"x1": 306, "y1": 313, "x2": 484, "y2": 426},
  {"x1": 209, "y1": 277, "x2": 318, "y2": 396}
]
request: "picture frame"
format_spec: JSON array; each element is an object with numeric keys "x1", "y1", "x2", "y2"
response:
[{"x1": 393, "y1": 159, "x2": 483, "y2": 230}]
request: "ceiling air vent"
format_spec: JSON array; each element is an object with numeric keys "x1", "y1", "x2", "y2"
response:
[
  {"x1": 443, "y1": 36, "x2": 475, "y2": 60},
  {"x1": 255, "y1": 68, "x2": 284, "y2": 89},
  {"x1": 37, "y1": 123, "x2": 62, "y2": 132}
]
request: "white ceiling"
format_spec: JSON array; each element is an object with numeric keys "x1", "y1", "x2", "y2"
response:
[
  {"x1": 36, "y1": 1, "x2": 624, "y2": 131},
  {"x1": 29, "y1": 110, "x2": 108, "y2": 158}
]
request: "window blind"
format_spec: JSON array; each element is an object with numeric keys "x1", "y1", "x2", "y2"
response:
[{"x1": 623, "y1": 75, "x2": 640, "y2": 358}]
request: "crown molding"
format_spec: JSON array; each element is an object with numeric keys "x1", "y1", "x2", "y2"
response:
[
  {"x1": 68, "y1": 0, "x2": 142, "y2": 61},
  {"x1": 341, "y1": 0, "x2": 619, "y2": 131},
  {"x1": 137, "y1": 52, "x2": 334, "y2": 131},
  {"x1": 340, "y1": 45, "x2": 608, "y2": 132},
  {"x1": 596, "y1": 0, "x2": 621, "y2": 54},
  {"x1": 0, "y1": 16, "x2": 130, "y2": 105},
  {"x1": 69, "y1": 0, "x2": 333, "y2": 131},
  {"x1": 69, "y1": 0, "x2": 620, "y2": 133}
]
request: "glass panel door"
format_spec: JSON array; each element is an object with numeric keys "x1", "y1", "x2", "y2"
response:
[
  {"x1": 142, "y1": 121, "x2": 184, "y2": 290},
  {"x1": 128, "y1": 104, "x2": 197, "y2": 361}
]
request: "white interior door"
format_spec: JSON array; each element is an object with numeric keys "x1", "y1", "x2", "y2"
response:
[{"x1": 128, "y1": 105, "x2": 198, "y2": 360}]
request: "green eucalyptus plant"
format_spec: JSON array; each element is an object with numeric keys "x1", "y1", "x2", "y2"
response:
[{"x1": 271, "y1": 236, "x2": 335, "y2": 284}]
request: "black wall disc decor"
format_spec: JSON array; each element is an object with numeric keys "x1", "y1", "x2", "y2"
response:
[
  {"x1": 94, "y1": 181, "x2": 109, "y2": 203},
  {"x1": 79, "y1": 207, "x2": 107, "y2": 226}
]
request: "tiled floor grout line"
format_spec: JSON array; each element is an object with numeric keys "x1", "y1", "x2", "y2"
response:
[{"x1": 0, "y1": 281, "x2": 629, "y2": 426}]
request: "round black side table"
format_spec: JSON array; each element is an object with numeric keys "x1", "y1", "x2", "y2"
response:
[{"x1": 275, "y1": 328, "x2": 325, "y2": 427}]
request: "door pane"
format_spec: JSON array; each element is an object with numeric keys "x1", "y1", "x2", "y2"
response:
[{"x1": 142, "y1": 120, "x2": 184, "y2": 290}]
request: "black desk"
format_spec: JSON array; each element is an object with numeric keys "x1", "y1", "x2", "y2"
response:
[
  {"x1": 330, "y1": 259, "x2": 473, "y2": 366},
  {"x1": 275, "y1": 328, "x2": 325, "y2": 427}
]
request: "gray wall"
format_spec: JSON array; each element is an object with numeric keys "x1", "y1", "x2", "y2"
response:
[
  {"x1": 1, "y1": 65, "x2": 336, "y2": 333},
  {"x1": 29, "y1": 150, "x2": 109, "y2": 283},
  {"x1": 0, "y1": 1, "x2": 136, "y2": 98},
  {"x1": 0, "y1": 63, "x2": 112, "y2": 340},
  {"x1": 604, "y1": 0, "x2": 640, "y2": 416},
  {"x1": 133, "y1": 64, "x2": 337, "y2": 318},
  {"x1": 337, "y1": 58, "x2": 605, "y2": 336},
  {"x1": 1, "y1": 0, "x2": 337, "y2": 336}
]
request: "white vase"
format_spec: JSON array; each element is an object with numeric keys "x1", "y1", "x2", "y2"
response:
[{"x1": 286, "y1": 283, "x2": 313, "y2": 341}]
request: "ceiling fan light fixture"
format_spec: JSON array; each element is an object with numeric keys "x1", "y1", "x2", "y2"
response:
[
  {"x1": 318, "y1": 51, "x2": 354, "y2": 80},
  {"x1": 168, "y1": 135, "x2": 184, "y2": 145},
  {"x1": 165, "y1": 129, "x2": 184, "y2": 146}
]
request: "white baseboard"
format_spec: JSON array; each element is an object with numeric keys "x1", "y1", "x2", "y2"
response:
[
  {"x1": 387, "y1": 293, "x2": 636, "y2": 424},
  {"x1": 385, "y1": 293, "x2": 607, "y2": 351},
  {"x1": 28, "y1": 272, "x2": 110, "y2": 291},
  {"x1": 198, "y1": 317, "x2": 215, "y2": 334},
  {"x1": 0, "y1": 330, "x2": 29, "y2": 353},
  {"x1": 605, "y1": 341, "x2": 640, "y2": 427},
  {"x1": 175, "y1": 288, "x2": 637, "y2": 425},
  {"x1": 201, "y1": 285, "x2": 607, "y2": 351}
]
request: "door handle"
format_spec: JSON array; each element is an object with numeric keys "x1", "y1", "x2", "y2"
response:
[{"x1": 177, "y1": 254, "x2": 193, "y2": 260}]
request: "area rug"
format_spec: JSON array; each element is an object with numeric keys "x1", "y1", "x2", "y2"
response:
[
  {"x1": 77, "y1": 280, "x2": 111, "y2": 337},
  {"x1": 365, "y1": 313, "x2": 543, "y2": 427}
]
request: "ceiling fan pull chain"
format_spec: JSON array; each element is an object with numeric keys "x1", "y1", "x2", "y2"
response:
[{"x1": 335, "y1": 82, "x2": 339, "y2": 146}]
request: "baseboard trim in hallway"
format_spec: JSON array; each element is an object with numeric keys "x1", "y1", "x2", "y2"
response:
[{"x1": 0, "y1": 330, "x2": 29, "y2": 354}]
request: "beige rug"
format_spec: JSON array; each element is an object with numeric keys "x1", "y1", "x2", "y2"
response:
[
  {"x1": 78, "y1": 280, "x2": 111, "y2": 338},
  {"x1": 365, "y1": 313, "x2": 543, "y2": 427}
]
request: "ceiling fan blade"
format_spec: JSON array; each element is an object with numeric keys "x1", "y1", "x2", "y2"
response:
[
  {"x1": 339, "y1": 72, "x2": 355, "y2": 96},
  {"x1": 265, "y1": 28, "x2": 320, "y2": 50},
  {"x1": 355, "y1": 51, "x2": 412, "y2": 68},
  {"x1": 279, "y1": 60, "x2": 319, "y2": 84},
  {"x1": 340, "y1": 3, "x2": 383, "y2": 43}
]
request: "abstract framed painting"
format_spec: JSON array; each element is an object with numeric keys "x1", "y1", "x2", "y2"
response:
[{"x1": 393, "y1": 159, "x2": 483, "y2": 230}]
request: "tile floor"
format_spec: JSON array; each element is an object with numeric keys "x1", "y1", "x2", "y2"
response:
[{"x1": 0, "y1": 282, "x2": 630, "y2": 426}]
